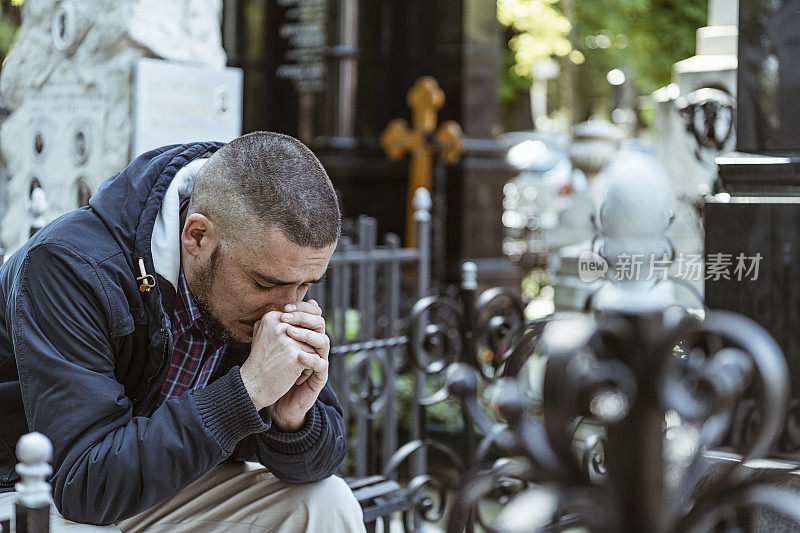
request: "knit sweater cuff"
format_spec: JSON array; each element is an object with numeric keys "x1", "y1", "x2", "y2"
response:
[
  {"x1": 192, "y1": 366, "x2": 268, "y2": 452},
  {"x1": 262, "y1": 402, "x2": 323, "y2": 454}
]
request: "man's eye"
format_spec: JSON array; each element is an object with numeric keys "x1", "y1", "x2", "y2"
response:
[{"x1": 256, "y1": 283, "x2": 275, "y2": 291}]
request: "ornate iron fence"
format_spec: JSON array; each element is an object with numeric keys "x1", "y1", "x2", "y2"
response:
[{"x1": 396, "y1": 146, "x2": 800, "y2": 533}]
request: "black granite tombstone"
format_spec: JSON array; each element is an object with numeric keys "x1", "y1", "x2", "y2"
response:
[
  {"x1": 737, "y1": 0, "x2": 800, "y2": 155},
  {"x1": 223, "y1": 0, "x2": 327, "y2": 140},
  {"x1": 223, "y1": 0, "x2": 518, "y2": 288},
  {"x1": 708, "y1": 0, "x2": 800, "y2": 452}
]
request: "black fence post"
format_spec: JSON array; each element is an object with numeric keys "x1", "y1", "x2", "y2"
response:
[
  {"x1": 411, "y1": 187, "x2": 432, "y2": 479},
  {"x1": 459, "y1": 262, "x2": 478, "y2": 469}
]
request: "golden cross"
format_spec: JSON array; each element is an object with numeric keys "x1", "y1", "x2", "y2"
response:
[{"x1": 380, "y1": 76, "x2": 464, "y2": 247}]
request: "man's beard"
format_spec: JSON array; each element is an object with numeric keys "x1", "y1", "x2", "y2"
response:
[{"x1": 192, "y1": 245, "x2": 238, "y2": 345}]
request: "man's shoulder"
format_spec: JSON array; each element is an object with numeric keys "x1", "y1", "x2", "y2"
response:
[
  {"x1": 4, "y1": 209, "x2": 138, "y2": 337},
  {"x1": 27, "y1": 208, "x2": 126, "y2": 267}
]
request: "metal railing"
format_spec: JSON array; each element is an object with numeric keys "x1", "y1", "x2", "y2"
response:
[{"x1": 308, "y1": 188, "x2": 432, "y2": 478}]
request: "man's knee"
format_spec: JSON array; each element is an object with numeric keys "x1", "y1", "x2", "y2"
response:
[{"x1": 296, "y1": 476, "x2": 364, "y2": 529}]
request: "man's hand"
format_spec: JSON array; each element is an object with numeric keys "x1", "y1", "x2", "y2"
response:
[
  {"x1": 282, "y1": 300, "x2": 328, "y2": 387},
  {"x1": 269, "y1": 300, "x2": 330, "y2": 431},
  {"x1": 239, "y1": 311, "x2": 313, "y2": 412}
]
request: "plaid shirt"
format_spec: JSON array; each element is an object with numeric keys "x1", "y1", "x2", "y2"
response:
[{"x1": 138, "y1": 269, "x2": 226, "y2": 416}]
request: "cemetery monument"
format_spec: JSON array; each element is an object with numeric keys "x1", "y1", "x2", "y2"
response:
[{"x1": 0, "y1": 0, "x2": 242, "y2": 252}]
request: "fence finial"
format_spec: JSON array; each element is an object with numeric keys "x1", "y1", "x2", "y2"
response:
[
  {"x1": 15, "y1": 431, "x2": 53, "y2": 509},
  {"x1": 592, "y1": 144, "x2": 675, "y2": 313},
  {"x1": 461, "y1": 261, "x2": 478, "y2": 290},
  {"x1": 413, "y1": 187, "x2": 432, "y2": 222}
]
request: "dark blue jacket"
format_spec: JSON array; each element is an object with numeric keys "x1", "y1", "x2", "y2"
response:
[{"x1": 0, "y1": 143, "x2": 346, "y2": 525}]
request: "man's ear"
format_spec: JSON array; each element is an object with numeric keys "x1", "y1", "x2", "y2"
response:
[{"x1": 182, "y1": 213, "x2": 217, "y2": 258}]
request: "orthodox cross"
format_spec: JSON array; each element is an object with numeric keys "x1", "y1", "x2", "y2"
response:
[{"x1": 380, "y1": 76, "x2": 464, "y2": 246}]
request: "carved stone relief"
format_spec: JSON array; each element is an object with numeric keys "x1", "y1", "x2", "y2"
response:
[{"x1": 0, "y1": 0, "x2": 228, "y2": 252}]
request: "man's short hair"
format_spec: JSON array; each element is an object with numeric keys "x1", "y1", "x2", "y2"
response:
[{"x1": 189, "y1": 132, "x2": 341, "y2": 249}]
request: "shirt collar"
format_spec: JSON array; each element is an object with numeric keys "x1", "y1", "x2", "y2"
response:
[{"x1": 174, "y1": 269, "x2": 206, "y2": 339}]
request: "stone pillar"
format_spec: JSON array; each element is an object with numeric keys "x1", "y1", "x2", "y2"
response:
[
  {"x1": 652, "y1": 0, "x2": 738, "y2": 175},
  {"x1": 0, "y1": 0, "x2": 227, "y2": 251}
]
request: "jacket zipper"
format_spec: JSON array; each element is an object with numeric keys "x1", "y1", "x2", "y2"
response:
[
  {"x1": 131, "y1": 257, "x2": 171, "y2": 409},
  {"x1": 131, "y1": 256, "x2": 169, "y2": 408},
  {"x1": 132, "y1": 327, "x2": 169, "y2": 408}
]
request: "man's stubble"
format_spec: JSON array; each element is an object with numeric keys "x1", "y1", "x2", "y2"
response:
[{"x1": 192, "y1": 245, "x2": 238, "y2": 345}]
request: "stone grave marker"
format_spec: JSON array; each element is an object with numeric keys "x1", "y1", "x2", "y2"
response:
[
  {"x1": 132, "y1": 58, "x2": 242, "y2": 157},
  {"x1": 0, "y1": 0, "x2": 238, "y2": 252}
]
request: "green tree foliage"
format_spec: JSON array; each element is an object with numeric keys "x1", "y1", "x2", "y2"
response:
[
  {"x1": 497, "y1": 0, "x2": 707, "y2": 123},
  {"x1": 0, "y1": 0, "x2": 22, "y2": 66},
  {"x1": 497, "y1": 0, "x2": 575, "y2": 80},
  {"x1": 573, "y1": 0, "x2": 706, "y2": 120}
]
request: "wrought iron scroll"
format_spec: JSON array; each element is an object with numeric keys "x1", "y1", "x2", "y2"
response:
[
  {"x1": 393, "y1": 262, "x2": 531, "y2": 531},
  {"x1": 441, "y1": 305, "x2": 799, "y2": 532}
]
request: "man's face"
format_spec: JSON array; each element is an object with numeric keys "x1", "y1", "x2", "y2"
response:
[{"x1": 186, "y1": 226, "x2": 336, "y2": 344}]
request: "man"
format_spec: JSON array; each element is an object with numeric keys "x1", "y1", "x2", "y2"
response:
[{"x1": 0, "y1": 132, "x2": 365, "y2": 531}]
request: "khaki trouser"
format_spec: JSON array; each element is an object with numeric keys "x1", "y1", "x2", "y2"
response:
[
  {"x1": 1, "y1": 461, "x2": 365, "y2": 533},
  {"x1": 118, "y1": 461, "x2": 366, "y2": 532}
]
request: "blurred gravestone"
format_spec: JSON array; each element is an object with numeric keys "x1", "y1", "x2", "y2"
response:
[
  {"x1": 0, "y1": 0, "x2": 240, "y2": 252},
  {"x1": 706, "y1": 0, "x2": 800, "y2": 470},
  {"x1": 650, "y1": 0, "x2": 738, "y2": 307},
  {"x1": 132, "y1": 58, "x2": 241, "y2": 157},
  {"x1": 737, "y1": 0, "x2": 800, "y2": 154}
]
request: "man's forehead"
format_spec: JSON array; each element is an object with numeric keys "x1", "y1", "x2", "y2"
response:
[
  {"x1": 233, "y1": 238, "x2": 335, "y2": 282},
  {"x1": 245, "y1": 237, "x2": 337, "y2": 262}
]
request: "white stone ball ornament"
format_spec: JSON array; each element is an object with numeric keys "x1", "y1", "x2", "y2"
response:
[
  {"x1": 594, "y1": 144, "x2": 674, "y2": 238},
  {"x1": 15, "y1": 432, "x2": 53, "y2": 509},
  {"x1": 591, "y1": 142, "x2": 678, "y2": 313}
]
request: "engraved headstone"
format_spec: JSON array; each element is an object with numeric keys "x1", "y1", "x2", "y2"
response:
[
  {"x1": 275, "y1": 0, "x2": 327, "y2": 94},
  {"x1": 132, "y1": 59, "x2": 242, "y2": 157}
]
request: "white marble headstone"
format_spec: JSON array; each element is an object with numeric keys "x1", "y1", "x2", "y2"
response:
[{"x1": 0, "y1": 0, "x2": 235, "y2": 253}]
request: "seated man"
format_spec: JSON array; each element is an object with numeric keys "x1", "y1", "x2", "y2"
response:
[{"x1": 0, "y1": 132, "x2": 364, "y2": 532}]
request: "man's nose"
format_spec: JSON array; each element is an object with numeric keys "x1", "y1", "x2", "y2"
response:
[{"x1": 266, "y1": 284, "x2": 306, "y2": 307}]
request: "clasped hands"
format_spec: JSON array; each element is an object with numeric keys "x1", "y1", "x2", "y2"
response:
[{"x1": 240, "y1": 300, "x2": 330, "y2": 432}]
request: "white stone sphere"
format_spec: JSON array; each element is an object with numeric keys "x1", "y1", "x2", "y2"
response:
[
  {"x1": 16, "y1": 432, "x2": 53, "y2": 464},
  {"x1": 594, "y1": 142, "x2": 675, "y2": 239}
]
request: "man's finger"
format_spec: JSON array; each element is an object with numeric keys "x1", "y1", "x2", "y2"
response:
[
  {"x1": 261, "y1": 310, "x2": 284, "y2": 324},
  {"x1": 286, "y1": 326, "x2": 329, "y2": 358},
  {"x1": 294, "y1": 368, "x2": 313, "y2": 386},
  {"x1": 284, "y1": 300, "x2": 322, "y2": 316},
  {"x1": 287, "y1": 337, "x2": 316, "y2": 354},
  {"x1": 297, "y1": 351, "x2": 329, "y2": 375},
  {"x1": 280, "y1": 311, "x2": 324, "y2": 332}
]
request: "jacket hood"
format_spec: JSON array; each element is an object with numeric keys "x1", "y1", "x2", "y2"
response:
[
  {"x1": 88, "y1": 142, "x2": 223, "y2": 340},
  {"x1": 151, "y1": 156, "x2": 210, "y2": 290},
  {"x1": 89, "y1": 142, "x2": 223, "y2": 279}
]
